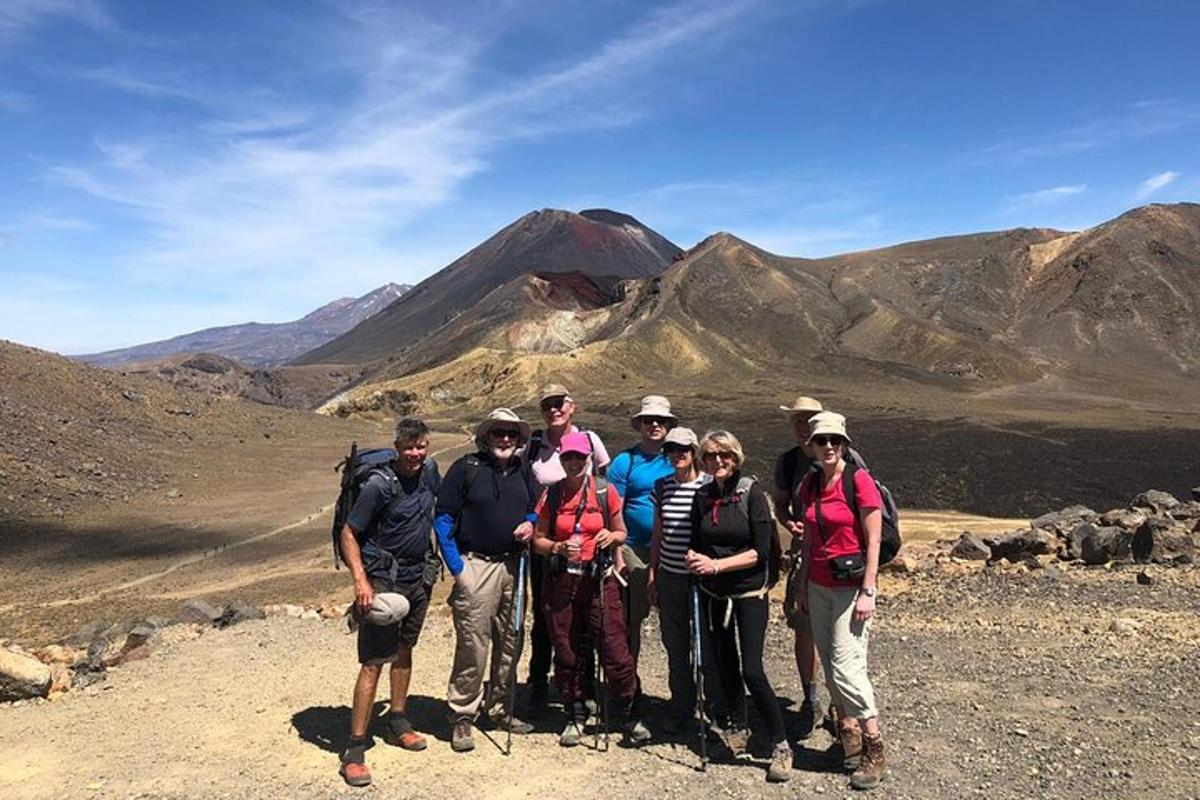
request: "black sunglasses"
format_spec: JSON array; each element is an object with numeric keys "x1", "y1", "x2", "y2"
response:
[
  {"x1": 639, "y1": 416, "x2": 672, "y2": 427},
  {"x1": 811, "y1": 435, "x2": 844, "y2": 447},
  {"x1": 701, "y1": 450, "x2": 736, "y2": 461},
  {"x1": 560, "y1": 451, "x2": 588, "y2": 461},
  {"x1": 491, "y1": 428, "x2": 522, "y2": 439},
  {"x1": 540, "y1": 396, "x2": 568, "y2": 411},
  {"x1": 663, "y1": 444, "x2": 692, "y2": 456}
]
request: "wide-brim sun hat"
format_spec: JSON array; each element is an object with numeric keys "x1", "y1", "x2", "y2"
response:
[
  {"x1": 559, "y1": 430, "x2": 592, "y2": 456},
  {"x1": 662, "y1": 426, "x2": 699, "y2": 456},
  {"x1": 630, "y1": 394, "x2": 677, "y2": 430},
  {"x1": 364, "y1": 592, "x2": 410, "y2": 626},
  {"x1": 806, "y1": 411, "x2": 851, "y2": 444},
  {"x1": 475, "y1": 407, "x2": 531, "y2": 444},
  {"x1": 780, "y1": 395, "x2": 824, "y2": 415}
]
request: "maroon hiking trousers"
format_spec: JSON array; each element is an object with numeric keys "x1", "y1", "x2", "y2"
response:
[{"x1": 543, "y1": 571, "x2": 638, "y2": 708}]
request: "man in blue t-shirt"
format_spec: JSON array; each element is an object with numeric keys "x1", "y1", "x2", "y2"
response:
[
  {"x1": 607, "y1": 394, "x2": 676, "y2": 664},
  {"x1": 338, "y1": 418, "x2": 440, "y2": 788}
]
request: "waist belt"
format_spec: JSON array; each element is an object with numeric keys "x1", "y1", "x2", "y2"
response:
[
  {"x1": 699, "y1": 579, "x2": 769, "y2": 628},
  {"x1": 464, "y1": 551, "x2": 514, "y2": 563}
]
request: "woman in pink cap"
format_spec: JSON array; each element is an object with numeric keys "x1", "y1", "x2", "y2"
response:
[{"x1": 532, "y1": 431, "x2": 650, "y2": 747}]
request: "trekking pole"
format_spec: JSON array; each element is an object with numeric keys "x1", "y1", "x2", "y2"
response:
[
  {"x1": 595, "y1": 546, "x2": 610, "y2": 752},
  {"x1": 691, "y1": 580, "x2": 708, "y2": 771},
  {"x1": 506, "y1": 545, "x2": 529, "y2": 756}
]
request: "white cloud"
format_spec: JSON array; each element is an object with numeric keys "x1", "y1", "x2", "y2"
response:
[
  {"x1": 0, "y1": 0, "x2": 112, "y2": 47},
  {"x1": 46, "y1": 1, "x2": 762, "y2": 304},
  {"x1": 1003, "y1": 184, "x2": 1086, "y2": 214},
  {"x1": 1134, "y1": 170, "x2": 1179, "y2": 201}
]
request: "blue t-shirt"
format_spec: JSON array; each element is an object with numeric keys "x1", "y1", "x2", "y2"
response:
[
  {"x1": 347, "y1": 460, "x2": 440, "y2": 585},
  {"x1": 607, "y1": 445, "x2": 673, "y2": 548}
]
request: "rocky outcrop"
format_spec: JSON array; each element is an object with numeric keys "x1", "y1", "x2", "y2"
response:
[
  {"x1": 0, "y1": 647, "x2": 51, "y2": 701},
  {"x1": 1131, "y1": 518, "x2": 1194, "y2": 565},
  {"x1": 950, "y1": 533, "x2": 992, "y2": 560},
  {"x1": 983, "y1": 529, "x2": 1058, "y2": 562}
]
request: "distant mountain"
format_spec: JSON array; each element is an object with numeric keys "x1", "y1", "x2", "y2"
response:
[
  {"x1": 293, "y1": 209, "x2": 680, "y2": 365},
  {"x1": 81, "y1": 283, "x2": 410, "y2": 368},
  {"x1": 317, "y1": 203, "x2": 1200, "y2": 418}
]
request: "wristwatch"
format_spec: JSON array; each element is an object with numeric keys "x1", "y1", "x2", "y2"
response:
[{"x1": 859, "y1": 586, "x2": 876, "y2": 598}]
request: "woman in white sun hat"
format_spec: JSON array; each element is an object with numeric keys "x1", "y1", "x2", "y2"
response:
[{"x1": 796, "y1": 411, "x2": 887, "y2": 791}]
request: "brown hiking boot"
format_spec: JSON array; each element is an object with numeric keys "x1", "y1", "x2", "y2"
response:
[
  {"x1": 838, "y1": 723, "x2": 863, "y2": 771},
  {"x1": 850, "y1": 732, "x2": 886, "y2": 790}
]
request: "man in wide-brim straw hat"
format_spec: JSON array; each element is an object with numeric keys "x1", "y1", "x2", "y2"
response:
[
  {"x1": 607, "y1": 395, "x2": 677, "y2": 666},
  {"x1": 434, "y1": 408, "x2": 540, "y2": 752}
]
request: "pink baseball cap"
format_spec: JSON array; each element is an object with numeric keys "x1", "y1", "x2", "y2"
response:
[{"x1": 559, "y1": 431, "x2": 592, "y2": 456}]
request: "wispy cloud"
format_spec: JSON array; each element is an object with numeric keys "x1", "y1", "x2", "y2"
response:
[
  {"x1": 46, "y1": 0, "x2": 765, "y2": 307},
  {"x1": 966, "y1": 100, "x2": 1199, "y2": 166},
  {"x1": 0, "y1": 0, "x2": 112, "y2": 47},
  {"x1": 1003, "y1": 184, "x2": 1087, "y2": 214},
  {"x1": 1134, "y1": 170, "x2": 1179, "y2": 201},
  {"x1": 0, "y1": 212, "x2": 93, "y2": 246},
  {"x1": 0, "y1": 88, "x2": 33, "y2": 112}
]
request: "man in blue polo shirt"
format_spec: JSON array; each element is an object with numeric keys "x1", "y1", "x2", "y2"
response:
[
  {"x1": 607, "y1": 395, "x2": 676, "y2": 664},
  {"x1": 435, "y1": 408, "x2": 540, "y2": 753}
]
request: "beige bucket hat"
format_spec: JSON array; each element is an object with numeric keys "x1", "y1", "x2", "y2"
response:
[
  {"x1": 630, "y1": 394, "x2": 677, "y2": 429},
  {"x1": 780, "y1": 395, "x2": 824, "y2": 415},
  {"x1": 805, "y1": 411, "x2": 851, "y2": 443},
  {"x1": 475, "y1": 407, "x2": 531, "y2": 444},
  {"x1": 662, "y1": 426, "x2": 700, "y2": 456}
]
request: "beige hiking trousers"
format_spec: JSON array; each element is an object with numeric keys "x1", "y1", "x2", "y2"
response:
[
  {"x1": 808, "y1": 582, "x2": 878, "y2": 720},
  {"x1": 446, "y1": 553, "x2": 523, "y2": 721}
]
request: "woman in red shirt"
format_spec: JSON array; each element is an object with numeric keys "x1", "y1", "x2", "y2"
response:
[
  {"x1": 798, "y1": 411, "x2": 887, "y2": 791},
  {"x1": 533, "y1": 431, "x2": 650, "y2": 747}
]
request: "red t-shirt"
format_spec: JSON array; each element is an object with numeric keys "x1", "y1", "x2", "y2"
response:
[
  {"x1": 799, "y1": 467, "x2": 882, "y2": 588},
  {"x1": 535, "y1": 479, "x2": 624, "y2": 563}
]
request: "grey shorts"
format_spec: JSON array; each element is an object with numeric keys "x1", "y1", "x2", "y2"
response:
[{"x1": 357, "y1": 580, "x2": 430, "y2": 665}]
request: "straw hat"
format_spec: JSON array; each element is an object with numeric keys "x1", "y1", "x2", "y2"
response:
[
  {"x1": 780, "y1": 395, "x2": 824, "y2": 415},
  {"x1": 805, "y1": 411, "x2": 852, "y2": 443},
  {"x1": 474, "y1": 407, "x2": 531, "y2": 444},
  {"x1": 630, "y1": 395, "x2": 676, "y2": 429}
]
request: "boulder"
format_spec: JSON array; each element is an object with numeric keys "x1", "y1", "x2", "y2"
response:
[
  {"x1": 1130, "y1": 490, "x2": 1180, "y2": 513},
  {"x1": 1169, "y1": 501, "x2": 1200, "y2": 521},
  {"x1": 1137, "y1": 569, "x2": 1154, "y2": 586},
  {"x1": 1065, "y1": 523, "x2": 1096, "y2": 561},
  {"x1": 174, "y1": 598, "x2": 224, "y2": 626},
  {"x1": 1131, "y1": 518, "x2": 1194, "y2": 565},
  {"x1": 0, "y1": 646, "x2": 51, "y2": 701},
  {"x1": 1081, "y1": 526, "x2": 1133, "y2": 565},
  {"x1": 950, "y1": 533, "x2": 991, "y2": 560},
  {"x1": 214, "y1": 601, "x2": 265, "y2": 629},
  {"x1": 1098, "y1": 508, "x2": 1148, "y2": 531},
  {"x1": 1030, "y1": 505, "x2": 1096, "y2": 534},
  {"x1": 984, "y1": 529, "x2": 1058, "y2": 562}
]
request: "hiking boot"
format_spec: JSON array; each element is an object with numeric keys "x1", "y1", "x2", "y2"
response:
[
  {"x1": 559, "y1": 719, "x2": 584, "y2": 747},
  {"x1": 383, "y1": 714, "x2": 427, "y2": 751},
  {"x1": 797, "y1": 699, "x2": 817, "y2": 740},
  {"x1": 766, "y1": 742, "x2": 793, "y2": 783},
  {"x1": 621, "y1": 718, "x2": 652, "y2": 746},
  {"x1": 849, "y1": 732, "x2": 886, "y2": 790},
  {"x1": 528, "y1": 680, "x2": 549, "y2": 718},
  {"x1": 838, "y1": 724, "x2": 863, "y2": 771},
  {"x1": 338, "y1": 760, "x2": 371, "y2": 787},
  {"x1": 451, "y1": 718, "x2": 475, "y2": 752},
  {"x1": 723, "y1": 726, "x2": 751, "y2": 756},
  {"x1": 487, "y1": 711, "x2": 534, "y2": 735}
]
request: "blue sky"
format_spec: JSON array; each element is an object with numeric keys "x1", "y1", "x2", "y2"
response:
[{"x1": 0, "y1": 0, "x2": 1196, "y2": 354}]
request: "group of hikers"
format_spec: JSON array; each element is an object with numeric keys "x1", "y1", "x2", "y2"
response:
[{"x1": 335, "y1": 386, "x2": 888, "y2": 791}]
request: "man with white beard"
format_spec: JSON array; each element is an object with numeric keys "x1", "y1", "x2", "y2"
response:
[{"x1": 435, "y1": 408, "x2": 541, "y2": 753}]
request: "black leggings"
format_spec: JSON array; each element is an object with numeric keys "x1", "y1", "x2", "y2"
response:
[{"x1": 699, "y1": 593, "x2": 786, "y2": 745}]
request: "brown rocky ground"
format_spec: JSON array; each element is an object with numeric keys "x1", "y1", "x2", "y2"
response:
[{"x1": 1, "y1": 559, "x2": 1197, "y2": 800}]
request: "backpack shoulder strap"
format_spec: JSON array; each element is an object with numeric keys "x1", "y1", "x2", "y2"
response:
[
  {"x1": 528, "y1": 429, "x2": 544, "y2": 460},
  {"x1": 736, "y1": 475, "x2": 755, "y2": 517},
  {"x1": 843, "y1": 462, "x2": 860, "y2": 517},
  {"x1": 461, "y1": 455, "x2": 481, "y2": 503},
  {"x1": 594, "y1": 476, "x2": 611, "y2": 527}
]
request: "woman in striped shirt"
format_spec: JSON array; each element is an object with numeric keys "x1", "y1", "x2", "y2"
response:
[{"x1": 647, "y1": 426, "x2": 710, "y2": 734}]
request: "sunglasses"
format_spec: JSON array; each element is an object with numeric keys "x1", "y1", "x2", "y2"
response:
[
  {"x1": 811, "y1": 435, "x2": 844, "y2": 447},
  {"x1": 639, "y1": 416, "x2": 672, "y2": 427},
  {"x1": 491, "y1": 428, "x2": 522, "y2": 439},
  {"x1": 560, "y1": 451, "x2": 588, "y2": 462},
  {"x1": 701, "y1": 450, "x2": 736, "y2": 461},
  {"x1": 540, "y1": 397, "x2": 568, "y2": 412},
  {"x1": 663, "y1": 444, "x2": 692, "y2": 457}
]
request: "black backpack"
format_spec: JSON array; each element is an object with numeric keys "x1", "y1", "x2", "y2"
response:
[
  {"x1": 330, "y1": 443, "x2": 439, "y2": 569},
  {"x1": 800, "y1": 464, "x2": 901, "y2": 565}
]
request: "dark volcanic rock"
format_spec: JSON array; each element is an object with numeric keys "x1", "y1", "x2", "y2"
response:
[
  {"x1": 1098, "y1": 508, "x2": 1148, "y2": 531},
  {"x1": 1081, "y1": 526, "x2": 1134, "y2": 565},
  {"x1": 174, "y1": 598, "x2": 224, "y2": 626},
  {"x1": 985, "y1": 528, "x2": 1058, "y2": 562},
  {"x1": 1130, "y1": 489, "x2": 1180, "y2": 513},
  {"x1": 1030, "y1": 505, "x2": 1097, "y2": 534},
  {"x1": 1131, "y1": 518, "x2": 1194, "y2": 565},
  {"x1": 950, "y1": 533, "x2": 991, "y2": 560},
  {"x1": 214, "y1": 601, "x2": 265, "y2": 629}
]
